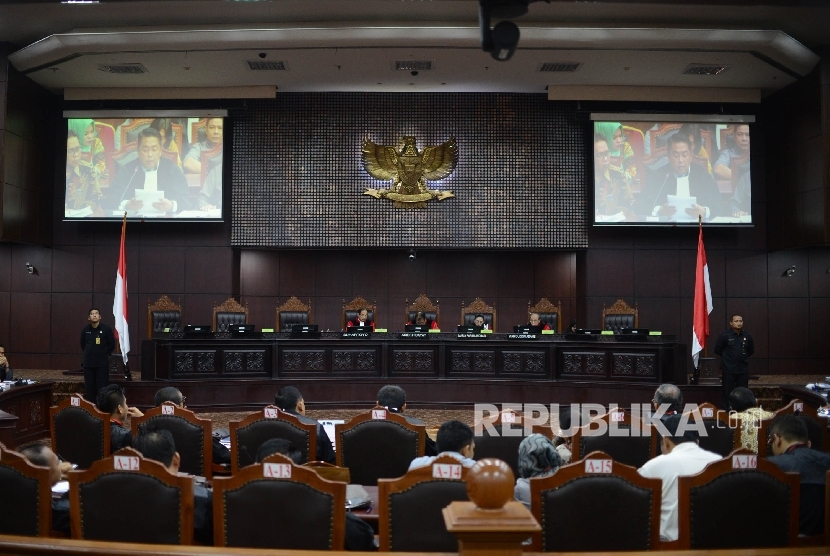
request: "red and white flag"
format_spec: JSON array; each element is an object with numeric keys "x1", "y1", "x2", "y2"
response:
[
  {"x1": 692, "y1": 223, "x2": 713, "y2": 368},
  {"x1": 113, "y1": 215, "x2": 130, "y2": 365}
]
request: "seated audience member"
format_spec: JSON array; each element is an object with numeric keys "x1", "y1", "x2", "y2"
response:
[
  {"x1": 714, "y1": 124, "x2": 750, "y2": 181},
  {"x1": 409, "y1": 420, "x2": 475, "y2": 470},
  {"x1": 0, "y1": 344, "x2": 13, "y2": 381},
  {"x1": 377, "y1": 384, "x2": 438, "y2": 456},
  {"x1": 472, "y1": 314, "x2": 489, "y2": 331},
  {"x1": 69, "y1": 119, "x2": 108, "y2": 178},
  {"x1": 638, "y1": 414, "x2": 721, "y2": 542},
  {"x1": 652, "y1": 383, "x2": 684, "y2": 417},
  {"x1": 184, "y1": 117, "x2": 223, "y2": 175},
  {"x1": 514, "y1": 434, "x2": 562, "y2": 509},
  {"x1": 594, "y1": 133, "x2": 635, "y2": 219},
  {"x1": 134, "y1": 425, "x2": 212, "y2": 544},
  {"x1": 347, "y1": 307, "x2": 375, "y2": 331},
  {"x1": 196, "y1": 162, "x2": 222, "y2": 211},
  {"x1": 65, "y1": 130, "x2": 103, "y2": 217},
  {"x1": 149, "y1": 118, "x2": 182, "y2": 168},
  {"x1": 553, "y1": 405, "x2": 580, "y2": 464},
  {"x1": 154, "y1": 386, "x2": 231, "y2": 465},
  {"x1": 528, "y1": 312, "x2": 551, "y2": 331},
  {"x1": 407, "y1": 311, "x2": 439, "y2": 330},
  {"x1": 729, "y1": 387, "x2": 773, "y2": 453},
  {"x1": 273, "y1": 386, "x2": 335, "y2": 464},
  {"x1": 678, "y1": 123, "x2": 712, "y2": 174},
  {"x1": 255, "y1": 436, "x2": 375, "y2": 551},
  {"x1": 106, "y1": 127, "x2": 191, "y2": 215},
  {"x1": 19, "y1": 444, "x2": 70, "y2": 535},
  {"x1": 767, "y1": 414, "x2": 830, "y2": 536},
  {"x1": 97, "y1": 383, "x2": 143, "y2": 450}
]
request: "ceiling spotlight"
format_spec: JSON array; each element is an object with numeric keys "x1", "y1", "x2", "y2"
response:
[
  {"x1": 479, "y1": 0, "x2": 546, "y2": 62},
  {"x1": 408, "y1": 249, "x2": 417, "y2": 262},
  {"x1": 783, "y1": 265, "x2": 796, "y2": 277}
]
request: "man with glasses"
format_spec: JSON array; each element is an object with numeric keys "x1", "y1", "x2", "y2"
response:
[
  {"x1": 153, "y1": 386, "x2": 231, "y2": 465},
  {"x1": 594, "y1": 134, "x2": 634, "y2": 219}
]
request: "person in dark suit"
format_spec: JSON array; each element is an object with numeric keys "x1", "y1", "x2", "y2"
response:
[
  {"x1": 273, "y1": 386, "x2": 336, "y2": 464},
  {"x1": 640, "y1": 133, "x2": 722, "y2": 220},
  {"x1": 96, "y1": 383, "x2": 143, "y2": 451},
  {"x1": 106, "y1": 127, "x2": 191, "y2": 215},
  {"x1": 80, "y1": 308, "x2": 116, "y2": 403},
  {"x1": 377, "y1": 384, "x2": 438, "y2": 456},
  {"x1": 19, "y1": 444, "x2": 71, "y2": 535},
  {"x1": 153, "y1": 386, "x2": 231, "y2": 465}
]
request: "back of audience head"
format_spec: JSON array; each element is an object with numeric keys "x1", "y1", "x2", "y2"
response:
[
  {"x1": 660, "y1": 414, "x2": 699, "y2": 448},
  {"x1": 97, "y1": 383, "x2": 126, "y2": 416},
  {"x1": 768, "y1": 414, "x2": 809, "y2": 455},
  {"x1": 436, "y1": 420, "x2": 475, "y2": 456},
  {"x1": 154, "y1": 386, "x2": 184, "y2": 407},
  {"x1": 255, "y1": 438, "x2": 302, "y2": 464},
  {"x1": 377, "y1": 384, "x2": 406, "y2": 413},
  {"x1": 729, "y1": 387, "x2": 758, "y2": 412},
  {"x1": 134, "y1": 424, "x2": 178, "y2": 470},
  {"x1": 274, "y1": 386, "x2": 303, "y2": 413},
  {"x1": 653, "y1": 383, "x2": 684, "y2": 413},
  {"x1": 517, "y1": 434, "x2": 561, "y2": 479},
  {"x1": 19, "y1": 443, "x2": 62, "y2": 485}
]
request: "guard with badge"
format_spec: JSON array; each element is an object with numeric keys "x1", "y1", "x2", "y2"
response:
[
  {"x1": 713, "y1": 314, "x2": 755, "y2": 411},
  {"x1": 80, "y1": 308, "x2": 116, "y2": 403}
]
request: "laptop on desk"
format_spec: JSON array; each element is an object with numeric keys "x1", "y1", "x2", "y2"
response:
[
  {"x1": 184, "y1": 324, "x2": 212, "y2": 334},
  {"x1": 347, "y1": 326, "x2": 371, "y2": 334},
  {"x1": 229, "y1": 324, "x2": 255, "y2": 335},
  {"x1": 620, "y1": 328, "x2": 650, "y2": 335},
  {"x1": 405, "y1": 324, "x2": 430, "y2": 333},
  {"x1": 514, "y1": 325, "x2": 542, "y2": 334},
  {"x1": 290, "y1": 324, "x2": 321, "y2": 338},
  {"x1": 457, "y1": 325, "x2": 481, "y2": 333}
]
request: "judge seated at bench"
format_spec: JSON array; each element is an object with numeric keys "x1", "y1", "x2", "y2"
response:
[
  {"x1": 407, "y1": 311, "x2": 438, "y2": 330},
  {"x1": 472, "y1": 314, "x2": 490, "y2": 331},
  {"x1": 347, "y1": 308, "x2": 375, "y2": 331},
  {"x1": 527, "y1": 312, "x2": 551, "y2": 331}
]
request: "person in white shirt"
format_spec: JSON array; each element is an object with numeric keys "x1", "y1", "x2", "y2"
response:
[
  {"x1": 409, "y1": 420, "x2": 476, "y2": 471},
  {"x1": 638, "y1": 414, "x2": 721, "y2": 542}
]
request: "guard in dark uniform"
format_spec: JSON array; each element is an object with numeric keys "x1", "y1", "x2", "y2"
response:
[
  {"x1": 79, "y1": 308, "x2": 116, "y2": 403},
  {"x1": 713, "y1": 314, "x2": 754, "y2": 410}
]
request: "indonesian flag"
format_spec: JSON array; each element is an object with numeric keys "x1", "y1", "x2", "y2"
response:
[
  {"x1": 113, "y1": 215, "x2": 130, "y2": 365},
  {"x1": 692, "y1": 224, "x2": 713, "y2": 368}
]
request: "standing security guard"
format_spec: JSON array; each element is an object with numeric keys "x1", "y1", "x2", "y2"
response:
[
  {"x1": 714, "y1": 314, "x2": 755, "y2": 410},
  {"x1": 80, "y1": 308, "x2": 116, "y2": 403}
]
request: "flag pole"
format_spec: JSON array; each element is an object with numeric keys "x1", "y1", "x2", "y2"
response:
[
  {"x1": 121, "y1": 212, "x2": 131, "y2": 381},
  {"x1": 699, "y1": 214, "x2": 704, "y2": 358}
]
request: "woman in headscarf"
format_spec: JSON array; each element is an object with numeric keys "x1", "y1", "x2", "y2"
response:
[
  {"x1": 67, "y1": 118, "x2": 108, "y2": 178},
  {"x1": 514, "y1": 434, "x2": 562, "y2": 509},
  {"x1": 65, "y1": 129, "x2": 103, "y2": 216},
  {"x1": 595, "y1": 121, "x2": 637, "y2": 183}
]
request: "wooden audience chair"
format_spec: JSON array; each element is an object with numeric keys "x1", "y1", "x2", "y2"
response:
[
  {"x1": 276, "y1": 296, "x2": 313, "y2": 331},
  {"x1": 571, "y1": 407, "x2": 656, "y2": 468},
  {"x1": 342, "y1": 295, "x2": 377, "y2": 330},
  {"x1": 527, "y1": 298, "x2": 562, "y2": 332},
  {"x1": 212, "y1": 453, "x2": 346, "y2": 550},
  {"x1": 190, "y1": 118, "x2": 207, "y2": 144},
  {"x1": 378, "y1": 454, "x2": 470, "y2": 551},
  {"x1": 689, "y1": 402, "x2": 741, "y2": 457},
  {"x1": 601, "y1": 299, "x2": 639, "y2": 332},
  {"x1": 676, "y1": 448, "x2": 799, "y2": 550},
  {"x1": 229, "y1": 406, "x2": 317, "y2": 474},
  {"x1": 335, "y1": 408, "x2": 425, "y2": 486},
  {"x1": 404, "y1": 294, "x2": 440, "y2": 327},
  {"x1": 50, "y1": 395, "x2": 111, "y2": 470},
  {"x1": 757, "y1": 399, "x2": 830, "y2": 457},
  {"x1": 473, "y1": 410, "x2": 527, "y2": 479},
  {"x1": 68, "y1": 447, "x2": 194, "y2": 544},
  {"x1": 529, "y1": 450, "x2": 661, "y2": 551},
  {"x1": 0, "y1": 443, "x2": 53, "y2": 537},
  {"x1": 212, "y1": 297, "x2": 248, "y2": 332},
  {"x1": 130, "y1": 402, "x2": 213, "y2": 479},
  {"x1": 460, "y1": 297, "x2": 496, "y2": 330},
  {"x1": 147, "y1": 295, "x2": 182, "y2": 338}
]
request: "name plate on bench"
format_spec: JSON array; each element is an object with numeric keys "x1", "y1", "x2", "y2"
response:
[
  {"x1": 342, "y1": 331, "x2": 371, "y2": 339},
  {"x1": 399, "y1": 332, "x2": 429, "y2": 339},
  {"x1": 507, "y1": 334, "x2": 539, "y2": 340},
  {"x1": 457, "y1": 333, "x2": 489, "y2": 339}
]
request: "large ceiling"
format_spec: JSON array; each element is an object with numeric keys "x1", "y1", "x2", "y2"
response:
[{"x1": 3, "y1": 0, "x2": 829, "y2": 99}]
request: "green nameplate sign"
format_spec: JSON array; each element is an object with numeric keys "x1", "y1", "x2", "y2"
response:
[
  {"x1": 261, "y1": 328, "x2": 274, "y2": 333},
  {"x1": 375, "y1": 328, "x2": 388, "y2": 333},
  {"x1": 163, "y1": 328, "x2": 170, "y2": 332},
  {"x1": 649, "y1": 331, "x2": 662, "y2": 336},
  {"x1": 601, "y1": 330, "x2": 614, "y2": 335},
  {"x1": 482, "y1": 329, "x2": 493, "y2": 334},
  {"x1": 541, "y1": 330, "x2": 555, "y2": 335},
  {"x1": 429, "y1": 329, "x2": 441, "y2": 333}
]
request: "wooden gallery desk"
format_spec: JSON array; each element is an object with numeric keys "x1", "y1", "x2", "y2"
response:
[
  {"x1": 0, "y1": 381, "x2": 53, "y2": 449},
  {"x1": 142, "y1": 332, "x2": 685, "y2": 384}
]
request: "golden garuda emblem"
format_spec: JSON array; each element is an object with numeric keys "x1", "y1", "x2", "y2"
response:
[{"x1": 362, "y1": 136, "x2": 458, "y2": 209}]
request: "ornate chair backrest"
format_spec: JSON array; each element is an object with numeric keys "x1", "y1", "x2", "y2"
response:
[{"x1": 50, "y1": 395, "x2": 111, "y2": 470}]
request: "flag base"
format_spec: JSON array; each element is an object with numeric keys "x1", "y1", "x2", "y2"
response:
[{"x1": 695, "y1": 357, "x2": 720, "y2": 386}]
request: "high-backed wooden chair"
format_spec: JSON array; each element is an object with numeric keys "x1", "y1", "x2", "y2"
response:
[
  {"x1": 190, "y1": 118, "x2": 207, "y2": 144},
  {"x1": 229, "y1": 406, "x2": 317, "y2": 474},
  {"x1": 405, "y1": 294, "x2": 440, "y2": 327},
  {"x1": 50, "y1": 395, "x2": 110, "y2": 470},
  {"x1": 335, "y1": 408, "x2": 425, "y2": 486},
  {"x1": 757, "y1": 399, "x2": 830, "y2": 457},
  {"x1": 199, "y1": 142, "x2": 223, "y2": 185},
  {"x1": 119, "y1": 118, "x2": 152, "y2": 147},
  {"x1": 527, "y1": 298, "x2": 562, "y2": 332},
  {"x1": 213, "y1": 297, "x2": 248, "y2": 332},
  {"x1": 529, "y1": 450, "x2": 662, "y2": 551},
  {"x1": 378, "y1": 454, "x2": 470, "y2": 552},
  {"x1": 147, "y1": 295, "x2": 182, "y2": 338},
  {"x1": 571, "y1": 407, "x2": 656, "y2": 468},
  {"x1": 602, "y1": 298, "x2": 639, "y2": 332},
  {"x1": 690, "y1": 402, "x2": 741, "y2": 457},
  {"x1": 68, "y1": 447, "x2": 194, "y2": 544},
  {"x1": 130, "y1": 402, "x2": 213, "y2": 479},
  {"x1": 0, "y1": 444, "x2": 53, "y2": 537},
  {"x1": 676, "y1": 448, "x2": 799, "y2": 549},
  {"x1": 473, "y1": 411, "x2": 527, "y2": 480},
  {"x1": 212, "y1": 453, "x2": 346, "y2": 550},
  {"x1": 276, "y1": 296, "x2": 313, "y2": 332},
  {"x1": 461, "y1": 298, "x2": 496, "y2": 331},
  {"x1": 342, "y1": 296, "x2": 377, "y2": 330}
]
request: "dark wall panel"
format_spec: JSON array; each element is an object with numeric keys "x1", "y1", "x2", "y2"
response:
[
  {"x1": 185, "y1": 246, "x2": 233, "y2": 294},
  {"x1": 724, "y1": 251, "x2": 768, "y2": 298},
  {"x1": 767, "y1": 249, "x2": 809, "y2": 297},
  {"x1": 767, "y1": 298, "x2": 810, "y2": 359},
  {"x1": 50, "y1": 293, "x2": 93, "y2": 356},
  {"x1": 10, "y1": 292, "x2": 50, "y2": 354},
  {"x1": 51, "y1": 246, "x2": 94, "y2": 293},
  {"x1": 633, "y1": 249, "x2": 680, "y2": 298},
  {"x1": 139, "y1": 247, "x2": 186, "y2": 294}
]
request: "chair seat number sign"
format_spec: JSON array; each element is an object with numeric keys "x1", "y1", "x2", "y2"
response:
[
  {"x1": 433, "y1": 463, "x2": 462, "y2": 479},
  {"x1": 264, "y1": 407, "x2": 279, "y2": 419},
  {"x1": 114, "y1": 456, "x2": 140, "y2": 470},
  {"x1": 732, "y1": 455, "x2": 757, "y2": 469},
  {"x1": 71, "y1": 396, "x2": 81, "y2": 406},
  {"x1": 162, "y1": 405, "x2": 175, "y2": 415},
  {"x1": 502, "y1": 412, "x2": 517, "y2": 424},
  {"x1": 702, "y1": 408, "x2": 714, "y2": 418},
  {"x1": 611, "y1": 411, "x2": 624, "y2": 422},
  {"x1": 263, "y1": 463, "x2": 292, "y2": 478},
  {"x1": 585, "y1": 459, "x2": 613, "y2": 473},
  {"x1": 372, "y1": 409, "x2": 387, "y2": 420},
  {"x1": 793, "y1": 403, "x2": 804, "y2": 412}
]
